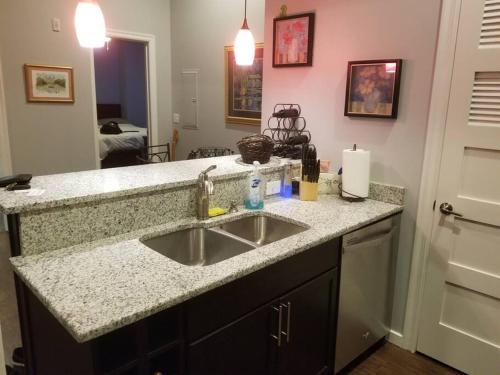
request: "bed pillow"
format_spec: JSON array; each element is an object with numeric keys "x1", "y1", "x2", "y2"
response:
[{"x1": 98, "y1": 118, "x2": 128, "y2": 125}]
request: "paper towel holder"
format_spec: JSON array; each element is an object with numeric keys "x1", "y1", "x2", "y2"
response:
[{"x1": 338, "y1": 144, "x2": 370, "y2": 201}]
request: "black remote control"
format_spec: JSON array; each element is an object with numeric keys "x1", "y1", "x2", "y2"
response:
[
  {"x1": 0, "y1": 174, "x2": 32, "y2": 187},
  {"x1": 6, "y1": 183, "x2": 31, "y2": 191}
]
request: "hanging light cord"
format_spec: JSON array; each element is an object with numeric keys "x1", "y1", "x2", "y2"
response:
[{"x1": 241, "y1": 0, "x2": 249, "y2": 29}]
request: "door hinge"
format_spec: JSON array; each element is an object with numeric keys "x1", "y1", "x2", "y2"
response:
[{"x1": 432, "y1": 200, "x2": 436, "y2": 211}]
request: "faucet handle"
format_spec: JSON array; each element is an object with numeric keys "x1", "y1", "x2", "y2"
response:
[
  {"x1": 208, "y1": 180, "x2": 214, "y2": 195},
  {"x1": 229, "y1": 201, "x2": 238, "y2": 213},
  {"x1": 202, "y1": 165, "x2": 217, "y2": 175}
]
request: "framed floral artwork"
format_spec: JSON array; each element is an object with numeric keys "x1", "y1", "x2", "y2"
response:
[
  {"x1": 24, "y1": 64, "x2": 75, "y2": 103},
  {"x1": 225, "y1": 43, "x2": 264, "y2": 126},
  {"x1": 273, "y1": 13, "x2": 315, "y2": 67},
  {"x1": 344, "y1": 59, "x2": 403, "y2": 118}
]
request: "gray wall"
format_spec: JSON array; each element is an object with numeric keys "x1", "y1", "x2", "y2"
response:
[
  {"x1": 171, "y1": 0, "x2": 265, "y2": 160},
  {"x1": 262, "y1": 0, "x2": 441, "y2": 334},
  {"x1": 0, "y1": 0, "x2": 171, "y2": 175}
]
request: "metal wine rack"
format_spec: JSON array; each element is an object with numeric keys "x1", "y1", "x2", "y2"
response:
[{"x1": 262, "y1": 103, "x2": 311, "y2": 159}]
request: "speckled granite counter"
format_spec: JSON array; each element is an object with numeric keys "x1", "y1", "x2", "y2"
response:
[
  {"x1": 0, "y1": 156, "x2": 293, "y2": 214},
  {"x1": 10, "y1": 195, "x2": 402, "y2": 343}
]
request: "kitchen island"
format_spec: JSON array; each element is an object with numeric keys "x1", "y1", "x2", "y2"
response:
[{"x1": 0, "y1": 156, "x2": 404, "y2": 375}]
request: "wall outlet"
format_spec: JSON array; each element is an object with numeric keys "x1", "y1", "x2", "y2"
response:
[
  {"x1": 266, "y1": 180, "x2": 281, "y2": 196},
  {"x1": 173, "y1": 113, "x2": 180, "y2": 124}
]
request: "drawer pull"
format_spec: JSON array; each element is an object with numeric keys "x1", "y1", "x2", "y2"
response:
[
  {"x1": 271, "y1": 305, "x2": 283, "y2": 346},
  {"x1": 281, "y1": 302, "x2": 291, "y2": 343}
]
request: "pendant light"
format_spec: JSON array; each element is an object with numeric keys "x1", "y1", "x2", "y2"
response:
[
  {"x1": 234, "y1": 0, "x2": 256, "y2": 66},
  {"x1": 74, "y1": 0, "x2": 106, "y2": 48}
]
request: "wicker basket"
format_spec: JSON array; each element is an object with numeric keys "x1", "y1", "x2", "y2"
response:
[{"x1": 237, "y1": 134, "x2": 274, "y2": 164}]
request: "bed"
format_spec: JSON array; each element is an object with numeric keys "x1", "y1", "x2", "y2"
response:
[{"x1": 97, "y1": 104, "x2": 148, "y2": 168}]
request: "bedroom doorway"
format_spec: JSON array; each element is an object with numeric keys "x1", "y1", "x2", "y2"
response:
[{"x1": 91, "y1": 30, "x2": 158, "y2": 169}]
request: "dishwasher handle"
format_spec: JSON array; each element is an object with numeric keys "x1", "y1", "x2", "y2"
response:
[{"x1": 343, "y1": 228, "x2": 394, "y2": 252}]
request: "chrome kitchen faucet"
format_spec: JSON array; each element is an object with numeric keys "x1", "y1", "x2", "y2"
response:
[{"x1": 196, "y1": 165, "x2": 216, "y2": 220}]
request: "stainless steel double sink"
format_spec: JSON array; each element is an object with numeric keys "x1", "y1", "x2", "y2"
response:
[{"x1": 141, "y1": 214, "x2": 308, "y2": 267}]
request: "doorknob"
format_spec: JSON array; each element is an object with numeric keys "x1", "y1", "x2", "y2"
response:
[{"x1": 439, "y1": 202, "x2": 463, "y2": 217}]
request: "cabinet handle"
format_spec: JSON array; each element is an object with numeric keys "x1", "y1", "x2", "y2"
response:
[
  {"x1": 281, "y1": 302, "x2": 291, "y2": 343},
  {"x1": 271, "y1": 305, "x2": 283, "y2": 346}
]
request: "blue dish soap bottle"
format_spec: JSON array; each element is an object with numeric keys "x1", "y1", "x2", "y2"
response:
[
  {"x1": 245, "y1": 161, "x2": 264, "y2": 209},
  {"x1": 281, "y1": 160, "x2": 293, "y2": 198}
]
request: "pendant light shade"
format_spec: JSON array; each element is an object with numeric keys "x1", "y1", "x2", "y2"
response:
[
  {"x1": 74, "y1": 1, "x2": 106, "y2": 48},
  {"x1": 234, "y1": 0, "x2": 255, "y2": 66}
]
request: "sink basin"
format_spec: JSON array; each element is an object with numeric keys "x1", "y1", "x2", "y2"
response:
[
  {"x1": 218, "y1": 215, "x2": 308, "y2": 246},
  {"x1": 141, "y1": 228, "x2": 256, "y2": 266}
]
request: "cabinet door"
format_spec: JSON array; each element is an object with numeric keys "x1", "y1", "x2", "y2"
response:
[
  {"x1": 186, "y1": 301, "x2": 277, "y2": 375},
  {"x1": 278, "y1": 270, "x2": 337, "y2": 375}
]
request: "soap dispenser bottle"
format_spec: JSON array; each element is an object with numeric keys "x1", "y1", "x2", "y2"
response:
[
  {"x1": 245, "y1": 161, "x2": 264, "y2": 209},
  {"x1": 281, "y1": 160, "x2": 293, "y2": 198}
]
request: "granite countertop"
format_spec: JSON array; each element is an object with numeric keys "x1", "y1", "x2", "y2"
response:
[
  {"x1": 11, "y1": 195, "x2": 403, "y2": 343},
  {"x1": 0, "y1": 155, "x2": 293, "y2": 214}
]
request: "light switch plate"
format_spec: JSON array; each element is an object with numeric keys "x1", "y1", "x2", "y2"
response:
[
  {"x1": 266, "y1": 180, "x2": 281, "y2": 196},
  {"x1": 173, "y1": 113, "x2": 180, "y2": 124},
  {"x1": 51, "y1": 18, "x2": 61, "y2": 32}
]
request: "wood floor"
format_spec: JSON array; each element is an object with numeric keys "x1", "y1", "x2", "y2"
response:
[
  {"x1": 347, "y1": 342, "x2": 463, "y2": 375},
  {"x1": 0, "y1": 231, "x2": 21, "y2": 367}
]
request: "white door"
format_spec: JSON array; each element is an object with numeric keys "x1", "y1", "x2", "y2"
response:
[{"x1": 417, "y1": 1, "x2": 500, "y2": 374}]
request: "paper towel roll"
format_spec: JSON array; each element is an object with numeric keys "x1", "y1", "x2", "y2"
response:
[{"x1": 342, "y1": 147, "x2": 370, "y2": 198}]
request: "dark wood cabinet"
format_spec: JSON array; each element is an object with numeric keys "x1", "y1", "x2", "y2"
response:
[
  {"x1": 187, "y1": 270, "x2": 337, "y2": 375},
  {"x1": 23, "y1": 238, "x2": 341, "y2": 375},
  {"x1": 187, "y1": 302, "x2": 276, "y2": 375},
  {"x1": 185, "y1": 239, "x2": 339, "y2": 342},
  {"x1": 277, "y1": 270, "x2": 337, "y2": 375}
]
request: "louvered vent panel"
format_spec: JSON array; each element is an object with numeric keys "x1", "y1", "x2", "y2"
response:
[
  {"x1": 480, "y1": 0, "x2": 500, "y2": 48},
  {"x1": 469, "y1": 72, "x2": 500, "y2": 127}
]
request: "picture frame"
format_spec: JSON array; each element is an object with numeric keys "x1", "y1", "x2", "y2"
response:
[
  {"x1": 24, "y1": 64, "x2": 75, "y2": 103},
  {"x1": 224, "y1": 43, "x2": 264, "y2": 126},
  {"x1": 273, "y1": 13, "x2": 315, "y2": 68},
  {"x1": 344, "y1": 59, "x2": 402, "y2": 118}
]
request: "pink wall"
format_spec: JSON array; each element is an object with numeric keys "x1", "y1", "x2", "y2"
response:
[{"x1": 262, "y1": 0, "x2": 442, "y2": 333}]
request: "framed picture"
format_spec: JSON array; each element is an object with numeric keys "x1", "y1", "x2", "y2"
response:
[
  {"x1": 273, "y1": 13, "x2": 315, "y2": 67},
  {"x1": 225, "y1": 43, "x2": 263, "y2": 126},
  {"x1": 344, "y1": 59, "x2": 402, "y2": 118},
  {"x1": 24, "y1": 64, "x2": 75, "y2": 103}
]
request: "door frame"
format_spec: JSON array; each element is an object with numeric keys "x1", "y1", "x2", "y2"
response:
[
  {"x1": 0, "y1": 55, "x2": 12, "y2": 176},
  {"x1": 90, "y1": 28, "x2": 159, "y2": 168},
  {"x1": 402, "y1": 0, "x2": 462, "y2": 352},
  {"x1": 0, "y1": 55, "x2": 13, "y2": 231}
]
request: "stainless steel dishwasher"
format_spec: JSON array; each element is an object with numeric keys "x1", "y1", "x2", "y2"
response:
[{"x1": 334, "y1": 215, "x2": 399, "y2": 373}]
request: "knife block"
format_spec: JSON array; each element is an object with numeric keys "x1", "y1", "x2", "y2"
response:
[{"x1": 299, "y1": 181, "x2": 319, "y2": 201}]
